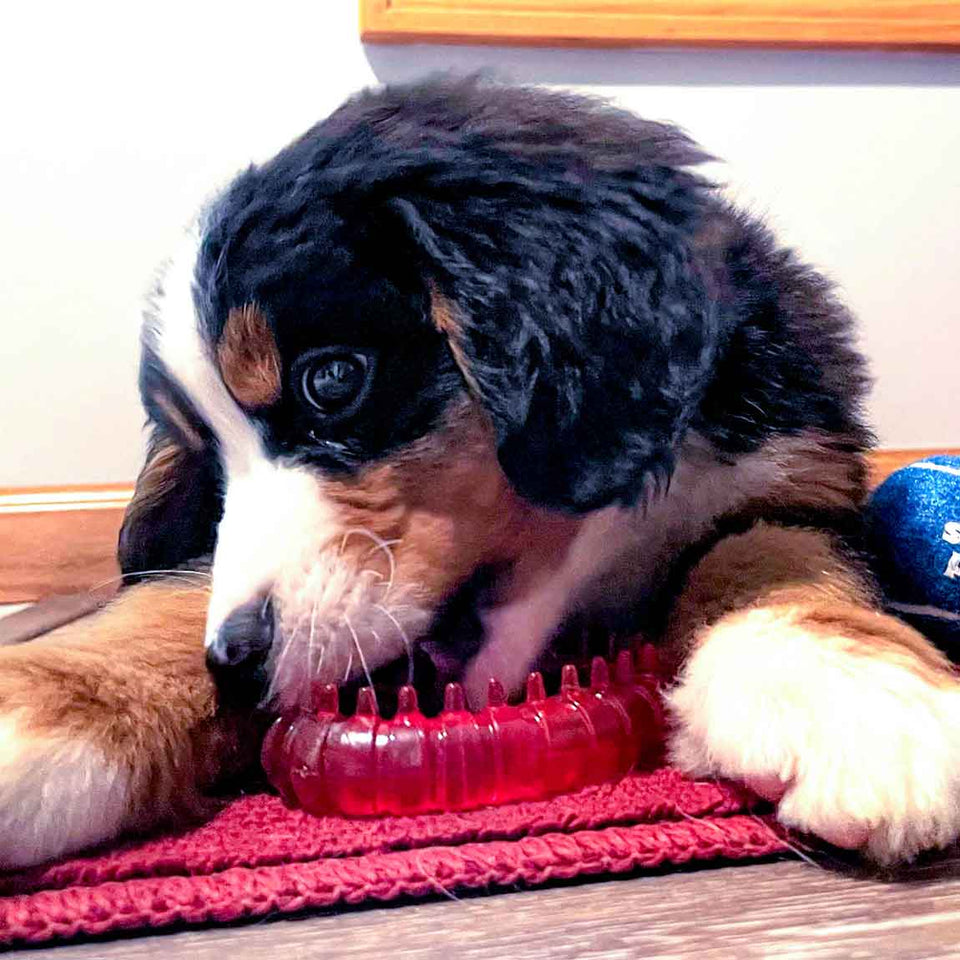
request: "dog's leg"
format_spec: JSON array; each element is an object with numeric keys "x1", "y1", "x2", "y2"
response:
[
  {"x1": 666, "y1": 523, "x2": 960, "y2": 863},
  {"x1": 0, "y1": 581, "x2": 253, "y2": 869}
]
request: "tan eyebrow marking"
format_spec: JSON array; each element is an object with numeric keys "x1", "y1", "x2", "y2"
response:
[{"x1": 217, "y1": 303, "x2": 282, "y2": 408}]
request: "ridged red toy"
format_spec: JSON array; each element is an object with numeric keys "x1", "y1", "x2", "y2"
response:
[{"x1": 262, "y1": 645, "x2": 667, "y2": 817}]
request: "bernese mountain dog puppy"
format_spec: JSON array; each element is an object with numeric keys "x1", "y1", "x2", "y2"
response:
[{"x1": 2, "y1": 78, "x2": 958, "y2": 871}]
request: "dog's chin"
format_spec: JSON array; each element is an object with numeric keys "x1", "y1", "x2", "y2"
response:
[
  {"x1": 263, "y1": 568, "x2": 635, "y2": 720},
  {"x1": 258, "y1": 567, "x2": 486, "y2": 717},
  {"x1": 336, "y1": 569, "x2": 490, "y2": 717}
]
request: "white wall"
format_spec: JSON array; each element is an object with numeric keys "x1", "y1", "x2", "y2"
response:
[{"x1": 1, "y1": 1, "x2": 957, "y2": 485}]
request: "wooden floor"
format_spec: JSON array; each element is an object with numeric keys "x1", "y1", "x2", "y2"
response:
[{"x1": 14, "y1": 859, "x2": 960, "y2": 959}]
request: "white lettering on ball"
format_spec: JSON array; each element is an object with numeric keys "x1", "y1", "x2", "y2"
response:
[
  {"x1": 942, "y1": 522, "x2": 960, "y2": 546},
  {"x1": 946, "y1": 551, "x2": 960, "y2": 580}
]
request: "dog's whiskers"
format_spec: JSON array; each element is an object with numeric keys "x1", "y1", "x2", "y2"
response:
[
  {"x1": 367, "y1": 623, "x2": 414, "y2": 687},
  {"x1": 363, "y1": 539, "x2": 400, "y2": 594},
  {"x1": 268, "y1": 605, "x2": 310, "y2": 703},
  {"x1": 359, "y1": 568, "x2": 388, "y2": 596},
  {"x1": 88, "y1": 569, "x2": 213, "y2": 593},
  {"x1": 307, "y1": 598, "x2": 320, "y2": 681},
  {"x1": 339, "y1": 528, "x2": 398, "y2": 598},
  {"x1": 343, "y1": 614, "x2": 377, "y2": 713},
  {"x1": 374, "y1": 603, "x2": 416, "y2": 685},
  {"x1": 127, "y1": 568, "x2": 212, "y2": 580},
  {"x1": 311, "y1": 619, "x2": 336, "y2": 694}
]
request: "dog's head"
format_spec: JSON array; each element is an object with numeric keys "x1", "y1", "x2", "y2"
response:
[{"x1": 119, "y1": 78, "x2": 718, "y2": 709}]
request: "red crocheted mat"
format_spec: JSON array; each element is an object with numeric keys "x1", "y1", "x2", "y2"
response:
[{"x1": 0, "y1": 768, "x2": 788, "y2": 948}]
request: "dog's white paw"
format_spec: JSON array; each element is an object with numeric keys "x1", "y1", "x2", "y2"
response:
[
  {"x1": 668, "y1": 606, "x2": 960, "y2": 864},
  {"x1": 0, "y1": 712, "x2": 132, "y2": 870}
]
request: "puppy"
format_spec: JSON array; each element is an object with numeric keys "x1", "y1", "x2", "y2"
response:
[{"x1": 2, "y1": 78, "x2": 958, "y2": 871}]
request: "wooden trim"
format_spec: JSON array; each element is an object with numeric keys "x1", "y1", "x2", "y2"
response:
[
  {"x1": 360, "y1": 0, "x2": 960, "y2": 49},
  {"x1": 0, "y1": 450, "x2": 957, "y2": 603},
  {"x1": 0, "y1": 487, "x2": 133, "y2": 516},
  {"x1": 866, "y1": 448, "x2": 960, "y2": 488},
  {"x1": 0, "y1": 482, "x2": 136, "y2": 497},
  {"x1": 0, "y1": 486, "x2": 132, "y2": 604}
]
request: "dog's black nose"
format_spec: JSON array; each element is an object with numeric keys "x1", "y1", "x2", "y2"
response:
[{"x1": 206, "y1": 596, "x2": 274, "y2": 687}]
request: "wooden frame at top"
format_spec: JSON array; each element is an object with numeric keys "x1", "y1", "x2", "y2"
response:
[{"x1": 361, "y1": 0, "x2": 960, "y2": 49}]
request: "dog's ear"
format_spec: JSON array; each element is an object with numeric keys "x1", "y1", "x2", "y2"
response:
[
  {"x1": 387, "y1": 159, "x2": 718, "y2": 513},
  {"x1": 118, "y1": 348, "x2": 223, "y2": 577},
  {"x1": 117, "y1": 427, "x2": 223, "y2": 578}
]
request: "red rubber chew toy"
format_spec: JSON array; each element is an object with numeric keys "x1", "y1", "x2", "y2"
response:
[{"x1": 262, "y1": 645, "x2": 666, "y2": 817}]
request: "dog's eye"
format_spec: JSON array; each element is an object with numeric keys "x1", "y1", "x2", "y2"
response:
[{"x1": 297, "y1": 350, "x2": 371, "y2": 418}]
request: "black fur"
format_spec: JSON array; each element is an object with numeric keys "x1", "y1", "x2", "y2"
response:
[
  {"x1": 117, "y1": 428, "x2": 222, "y2": 577},
  {"x1": 193, "y1": 151, "x2": 463, "y2": 473},
  {"x1": 691, "y1": 210, "x2": 870, "y2": 456},
  {"x1": 193, "y1": 78, "x2": 728, "y2": 511},
  {"x1": 129, "y1": 77, "x2": 870, "y2": 564}
]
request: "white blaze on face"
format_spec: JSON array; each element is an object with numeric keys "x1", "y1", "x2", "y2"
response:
[
  {"x1": 147, "y1": 228, "x2": 426, "y2": 706},
  {"x1": 149, "y1": 229, "x2": 338, "y2": 648},
  {"x1": 152, "y1": 229, "x2": 263, "y2": 479},
  {"x1": 204, "y1": 460, "x2": 341, "y2": 646}
]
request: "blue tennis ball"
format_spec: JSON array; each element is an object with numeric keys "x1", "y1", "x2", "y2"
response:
[{"x1": 866, "y1": 455, "x2": 960, "y2": 646}]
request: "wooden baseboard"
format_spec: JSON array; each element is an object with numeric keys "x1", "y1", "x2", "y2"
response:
[
  {"x1": 0, "y1": 486, "x2": 133, "y2": 604},
  {"x1": 866, "y1": 449, "x2": 960, "y2": 488},
  {"x1": 1, "y1": 449, "x2": 957, "y2": 604}
]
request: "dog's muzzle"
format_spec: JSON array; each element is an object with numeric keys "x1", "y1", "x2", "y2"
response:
[{"x1": 205, "y1": 595, "x2": 274, "y2": 702}]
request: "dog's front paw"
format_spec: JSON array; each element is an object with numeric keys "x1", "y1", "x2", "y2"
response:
[
  {"x1": 0, "y1": 709, "x2": 133, "y2": 870},
  {"x1": 668, "y1": 605, "x2": 960, "y2": 864},
  {"x1": 0, "y1": 583, "x2": 232, "y2": 870}
]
